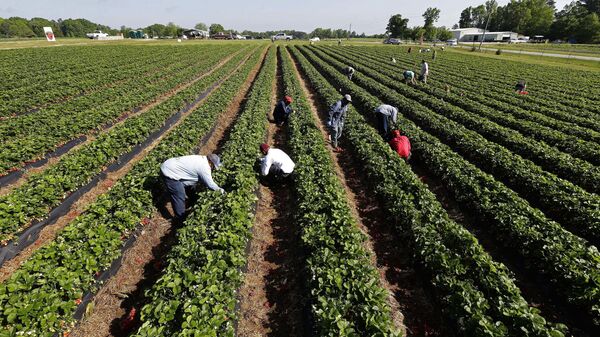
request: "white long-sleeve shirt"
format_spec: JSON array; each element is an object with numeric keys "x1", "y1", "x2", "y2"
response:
[
  {"x1": 160, "y1": 155, "x2": 222, "y2": 191},
  {"x1": 260, "y1": 149, "x2": 295, "y2": 176},
  {"x1": 421, "y1": 62, "x2": 429, "y2": 76},
  {"x1": 375, "y1": 104, "x2": 398, "y2": 124}
]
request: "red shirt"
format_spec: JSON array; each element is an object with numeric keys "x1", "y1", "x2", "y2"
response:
[{"x1": 389, "y1": 135, "x2": 411, "y2": 158}]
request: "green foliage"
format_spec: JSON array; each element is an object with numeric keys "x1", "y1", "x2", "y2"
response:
[
  {"x1": 194, "y1": 22, "x2": 208, "y2": 31},
  {"x1": 0, "y1": 46, "x2": 262, "y2": 337},
  {"x1": 133, "y1": 46, "x2": 274, "y2": 336},
  {"x1": 386, "y1": 14, "x2": 409, "y2": 38},
  {"x1": 209, "y1": 23, "x2": 225, "y2": 35},
  {"x1": 423, "y1": 7, "x2": 441, "y2": 28}
]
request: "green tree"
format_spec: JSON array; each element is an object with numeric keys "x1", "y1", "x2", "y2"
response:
[
  {"x1": 579, "y1": 0, "x2": 600, "y2": 14},
  {"x1": 209, "y1": 23, "x2": 224, "y2": 35},
  {"x1": 163, "y1": 22, "x2": 179, "y2": 37},
  {"x1": 437, "y1": 27, "x2": 454, "y2": 40},
  {"x1": 145, "y1": 23, "x2": 166, "y2": 37},
  {"x1": 423, "y1": 7, "x2": 441, "y2": 28},
  {"x1": 28, "y1": 17, "x2": 61, "y2": 37},
  {"x1": 194, "y1": 22, "x2": 208, "y2": 31},
  {"x1": 575, "y1": 12, "x2": 600, "y2": 41},
  {"x1": 386, "y1": 14, "x2": 410, "y2": 38},
  {"x1": 472, "y1": 5, "x2": 487, "y2": 27},
  {"x1": 1, "y1": 17, "x2": 35, "y2": 37},
  {"x1": 459, "y1": 7, "x2": 474, "y2": 27}
]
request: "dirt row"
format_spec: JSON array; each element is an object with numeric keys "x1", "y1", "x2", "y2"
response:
[
  {"x1": 69, "y1": 47, "x2": 270, "y2": 337},
  {"x1": 0, "y1": 48, "x2": 244, "y2": 196},
  {"x1": 235, "y1": 50, "x2": 307, "y2": 337},
  {"x1": 0, "y1": 49, "x2": 258, "y2": 284}
]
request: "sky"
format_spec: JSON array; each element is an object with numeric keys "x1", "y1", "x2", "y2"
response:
[{"x1": 0, "y1": 0, "x2": 573, "y2": 35}]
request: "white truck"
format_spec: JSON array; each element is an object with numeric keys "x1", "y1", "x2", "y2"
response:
[
  {"x1": 86, "y1": 30, "x2": 109, "y2": 39},
  {"x1": 271, "y1": 32, "x2": 293, "y2": 41}
]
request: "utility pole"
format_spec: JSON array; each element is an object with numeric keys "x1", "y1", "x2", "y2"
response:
[
  {"x1": 479, "y1": 9, "x2": 493, "y2": 51},
  {"x1": 348, "y1": 23, "x2": 352, "y2": 40}
]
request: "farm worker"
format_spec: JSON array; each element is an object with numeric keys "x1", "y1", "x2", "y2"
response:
[
  {"x1": 420, "y1": 60, "x2": 429, "y2": 83},
  {"x1": 403, "y1": 70, "x2": 416, "y2": 85},
  {"x1": 327, "y1": 94, "x2": 352, "y2": 152},
  {"x1": 432, "y1": 50, "x2": 437, "y2": 60},
  {"x1": 391, "y1": 57, "x2": 396, "y2": 64},
  {"x1": 408, "y1": 47, "x2": 412, "y2": 53},
  {"x1": 375, "y1": 104, "x2": 398, "y2": 138},
  {"x1": 338, "y1": 39, "x2": 342, "y2": 46},
  {"x1": 259, "y1": 143, "x2": 295, "y2": 179},
  {"x1": 273, "y1": 96, "x2": 294, "y2": 126},
  {"x1": 515, "y1": 80, "x2": 528, "y2": 94},
  {"x1": 389, "y1": 130, "x2": 412, "y2": 160},
  {"x1": 344, "y1": 66, "x2": 355, "y2": 80},
  {"x1": 160, "y1": 154, "x2": 224, "y2": 220}
]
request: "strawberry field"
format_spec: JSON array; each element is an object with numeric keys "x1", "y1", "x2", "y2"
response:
[{"x1": 0, "y1": 41, "x2": 599, "y2": 337}]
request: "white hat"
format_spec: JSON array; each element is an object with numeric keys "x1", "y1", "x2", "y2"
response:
[
  {"x1": 344, "y1": 94, "x2": 352, "y2": 102},
  {"x1": 208, "y1": 154, "x2": 222, "y2": 170}
]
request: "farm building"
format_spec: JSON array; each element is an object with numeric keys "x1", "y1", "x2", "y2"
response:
[
  {"x1": 451, "y1": 27, "x2": 518, "y2": 42},
  {"x1": 182, "y1": 29, "x2": 209, "y2": 39}
]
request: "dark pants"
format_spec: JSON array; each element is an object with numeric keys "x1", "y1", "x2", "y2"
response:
[
  {"x1": 161, "y1": 173, "x2": 196, "y2": 220},
  {"x1": 378, "y1": 114, "x2": 389, "y2": 138},
  {"x1": 274, "y1": 111, "x2": 289, "y2": 125}
]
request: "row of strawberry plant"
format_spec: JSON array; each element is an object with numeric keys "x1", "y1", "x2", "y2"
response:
[
  {"x1": 290, "y1": 45, "x2": 568, "y2": 337},
  {"x1": 422, "y1": 47, "x2": 600, "y2": 113},
  {"x1": 337, "y1": 46, "x2": 600, "y2": 135},
  {"x1": 0, "y1": 45, "x2": 143, "y2": 92},
  {"x1": 0, "y1": 47, "x2": 255, "y2": 244},
  {"x1": 0, "y1": 45, "x2": 240, "y2": 175},
  {"x1": 0, "y1": 46, "x2": 174, "y2": 117},
  {"x1": 307, "y1": 46, "x2": 600, "y2": 244},
  {"x1": 281, "y1": 47, "x2": 400, "y2": 336},
  {"x1": 318, "y1": 47, "x2": 600, "y2": 193},
  {"x1": 294, "y1": 45, "x2": 600, "y2": 328},
  {"x1": 132, "y1": 46, "x2": 275, "y2": 337},
  {"x1": 0, "y1": 47, "x2": 265, "y2": 337}
]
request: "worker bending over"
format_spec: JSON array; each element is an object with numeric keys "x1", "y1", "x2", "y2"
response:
[
  {"x1": 259, "y1": 143, "x2": 295, "y2": 180},
  {"x1": 160, "y1": 154, "x2": 223, "y2": 221},
  {"x1": 389, "y1": 130, "x2": 412, "y2": 160},
  {"x1": 344, "y1": 66, "x2": 355, "y2": 80},
  {"x1": 419, "y1": 60, "x2": 429, "y2": 83},
  {"x1": 375, "y1": 104, "x2": 398, "y2": 139},
  {"x1": 515, "y1": 80, "x2": 528, "y2": 95},
  {"x1": 273, "y1": 95, "x2": 294, "y2": 126},
  {"x1": 403, "y1": 70, "x2": 416, "y2": 85},
  {"x1": 327, "y1": 94, "x2": 352, "y2": 152}
]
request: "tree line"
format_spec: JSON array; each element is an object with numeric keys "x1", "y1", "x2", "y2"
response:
[
  {"x1": 386, "y1": 7, "x2": 454, "y2": 41},
  {"x1": 458, "y1": 0, "x2": 600, "y2": 43}
]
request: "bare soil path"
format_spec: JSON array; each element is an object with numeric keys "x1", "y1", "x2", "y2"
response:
[
  {"x1": 236, "y1": 49, "x2": 308, "y2": 337},
  {"x1": 69, "y1": 47, "x2": 269, "y2": 337},
  {"x1": 287, "y1": 47, "x2": 451, "y2": 337}
]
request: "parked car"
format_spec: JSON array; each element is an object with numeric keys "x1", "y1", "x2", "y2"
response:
[
  {"x1": 446, "y1": 39, "x2": 458, "y2": 46},
  {"x1": 272, "y1": 33, "x2": 293, "y2": 41},
  {"x1": 211, "y1": 32, "x2": 234, "y2": 40},
  {"x1": 383, "y1": 38, "x2": 402, "y2": 45},
  {"x1": 309, "y1": 37, "x2": 320, "y2": 42},
  {"x1": 86, "y1": 30, "x2": 109, "y2": 39}
]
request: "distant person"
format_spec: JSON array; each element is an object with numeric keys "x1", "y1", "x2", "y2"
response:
[
  {"x1": 408, "y1": 47, "x2": 412, "y2": 53},
  {"x1": 344, "y1": 66, "x2": 355, "y2": 80},
  {"x1": 389, "y1": 129, "x2": 411, "y2": 160},
  {"x1": 338, "y1": 39, "x2": 342, "y2": 46},
  {"x1": 432, "y1": 50, "x2": 437, "y2": 60},
  {"x1": 160, "y1": 154, "x2": 224, "y2": 221},
  {"x1": 419, "y1": 60, "x2": 429, "y2": 83},
  {"x1": 273, "y1": 95, "x2": 293, "y2": 126},
  {"x1": 391, "y1": 57, "x2": 396, "y2": 64},
  {"x1": 403, "y1": 70, "x2": 416, "y2": 85},
  {"x1": 375, "y1": 104, "x2": 398, "y2": 138},
  {"x1": 327, "y1": 94, "x2": 352, "y2": 152},
  {"x1": 259, "y1": 143, "x2": 295, "y2": 180},
  {"x1": 515, "y1": 80, "x2": 528, "y2": 94}
]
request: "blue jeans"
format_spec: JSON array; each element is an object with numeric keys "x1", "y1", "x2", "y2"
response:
[
  {"x1": 378, "y1": 113, "x2": 388, "y2": 138},
  {"x1": 161, "y1": 173, "x2": 196, "y2": 219}
]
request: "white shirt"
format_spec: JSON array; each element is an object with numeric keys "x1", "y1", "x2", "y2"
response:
[
  {"x1": 260, "y1": 149, "x2": 295, "y2": 176},
  {"x1": 160, "y1": 155, "x2": 221, "y2": 191},
  {"x1": 421, "y1": 62, "x2": 429, "y2": 75},
  {"x1": 375, "y1": 104, "x2": 398, "y2": 123}
]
